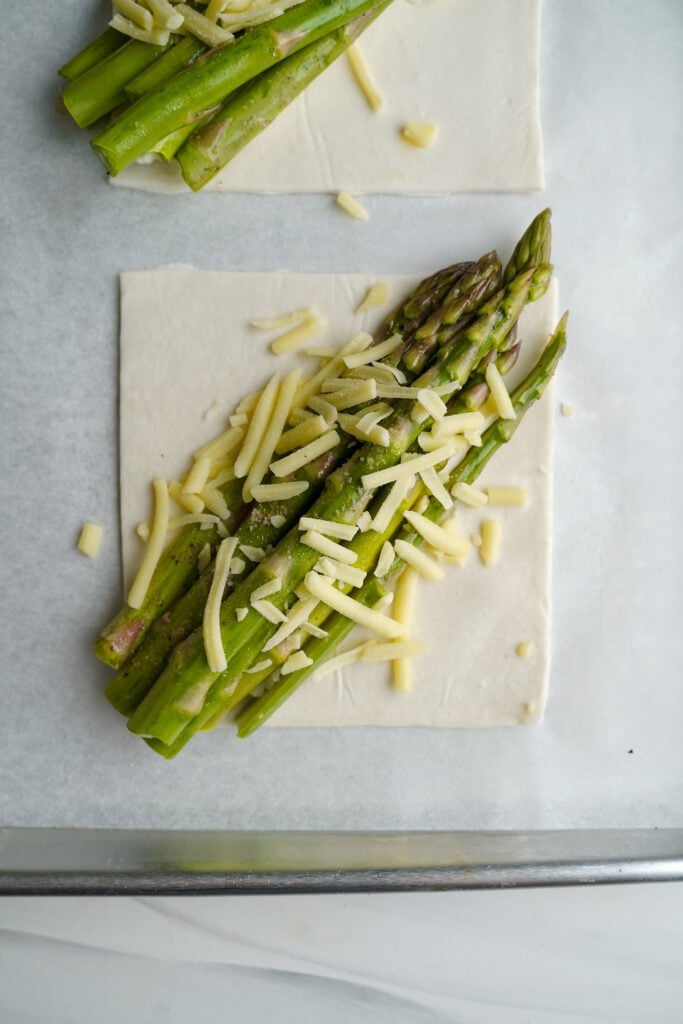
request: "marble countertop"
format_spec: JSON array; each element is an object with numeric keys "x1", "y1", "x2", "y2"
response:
[{"x1": 2, "y1": 885, "x2": 683, "y2": 1022}]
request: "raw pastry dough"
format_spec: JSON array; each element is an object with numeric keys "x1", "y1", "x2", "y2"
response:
[
  {"x1": 112, "y1": 0, "x2": 544, "y2": 195},
  {"x1": 120, "y1": 270, "x2": 557, "y2": 727}
]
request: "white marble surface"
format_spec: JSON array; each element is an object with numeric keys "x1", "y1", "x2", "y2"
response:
[{"x1": 1, "y1": 886, "x2": 683, "y2": 1022}]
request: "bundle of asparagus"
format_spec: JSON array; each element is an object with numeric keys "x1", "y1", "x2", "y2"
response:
[
  {"x1": 59, "y1": 0, "x2": 395, "y2": 189},
  {"x1": 96, "y1": 211, "x2": 566, "y2": 758}
]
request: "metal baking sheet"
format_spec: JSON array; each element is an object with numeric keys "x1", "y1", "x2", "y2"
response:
[{"x1": 1, "y1": 0, "x2": 681, "y2": 865}]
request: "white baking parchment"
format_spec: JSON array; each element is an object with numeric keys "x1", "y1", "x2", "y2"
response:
[
  {"x1": 112, "y1": 0, "x2": 544, "y2": 195},
  {"x1": 120, "y1": 271, "x2": 557, "y2": 728},
  {"x1": 0, "y1": 0, "x2": 681, "y2": 830}
]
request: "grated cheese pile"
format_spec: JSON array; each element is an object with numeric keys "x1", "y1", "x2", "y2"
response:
[{"x1": 110, "y1": 0, "x2": 304, "y2": 47}]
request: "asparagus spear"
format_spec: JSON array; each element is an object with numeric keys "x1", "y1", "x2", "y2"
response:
[
  {"x1": 178, "y1": 5, "x2": 389, "y2": 190},
  {"x1": 91, "y1": 0, "x2": 394, "y2": 175},
  {"x1": 105, "y1": 256, "x2": 499, "y2": 708},
  {"x1": 236, "y1": 313, "x2": 568, "y2": 737},
  {"x1": 63, "y1": 36, "x2": 177, "y2": 128},
  {"x1": 59, "y1": 27, "x2": 127, "y2": 81},
  {"x1": 128, "y1": 264, "x2": 550, "y2": 746},
  {"x1": 503, "y1": 208, "x2": 552, "y2": 286},
  {"x1": 124, "y1": 36, "x2": 206, "y2": 99}
]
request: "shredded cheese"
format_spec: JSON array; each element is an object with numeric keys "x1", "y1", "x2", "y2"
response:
[
  {"x1": 246, "y1": 659, "x2": 273, "y2": 674},
  {"x1": 371, "y1": 475, "x2": 414, "y2": 534},
  {"x1": 275, "y1": 415, "x2": 328, "y2": 454},
  {"x1": 560, "y1": 402, "x2": 574, "y2": 418},
  {"x1": 136, "y1": 522, "x2": 150, "y2": 542},
  {"x1": 394, "y1": 538, "x2": 443, "y2": 581},
  {"x1": 432, "y1": 411, "x2": 485, "y2": 438},
  {"x1": 362, "y1": 640, "x2": 427, "y2": 662},
  {"x1": 112, "y1": 0, "x2": 152, "y2": 32},
  {"x1": 127, "y1": 480, "x2": 169, "y2": 609},
  {"x1": 342, "y1": 334, "x2": 403, "y2": 369},
  {"x1": 452, "y1": 481, "x2": 488, "y2": 507},
  {"x1": 281, "y1": 650, "x2": 314, "y2": 676},
  {"x1": 109, "y1": 14, "x2": 170, "y2": 44},
  {"x1": 303, "y1": 345, "x2": 338, "y2": 359},
  {"x1": 235, "y1": 390, "x2": 261, "y2": 416},
  {"x1": 356, "y1": 283, "x2": 390, "y2": 313},
  {"x1": 270, "y1": 315, "x2": 326, "y2": 356},
  {"x1": 240, "y1": 544, "x2": 266, "y2": 563},
  {"x1": 194, "y1": 425, "x2": 244, "y2": 463},
  {"x1": 235, "y1": 607, "x2": 248, "y2": 622},
  {"x1": 324, "y1": 379, "x2": 377, "y2": 410},
  {"x1": 269, "y1": 429, "x2": 340, "y2": 478},
  {"x1": 252, "y1": 480, "x2": 309, "y2": 502},
  {"x1": 234, "y1": 372, "x2": 281, "y2": 479},
  {"x1": 305, "y1": 571, "x2": 404, "y2": 639},
  {"x1": 391, "y1": 567, "x2": 419, "y2": 692},
  {"x1": 314, "y1": 642, "x2": 369, "y2": 680},
  {"x1": 201, "y1": 536, "x2": 237, "y2": 673},
  {"x1": 204, "y1": 399, "x2": 223, "y2": 421},
  {"x1": 289, "y1": 332, "x2": 371, "y2": 416},
  {"x1": 485, "y1": 363, "x2": 517, "y2": 420},
  {"x1": 480, "y1": 518, "x2": 502, "y2": 567},
  {"x1": 270, "y1": 514, "x2": 286, "y2": 529},
  {"x1": 197, "y1": 542, "x2": 212, "y2": 572},
  {"x1": 316, "y1": 557, "x2": 367, "y2": 589},
  {"x1": 250, "y1": 578, "x2": 282, "y2": 601},
  {"x1": 337, "y1": 413, "x2": 390, "y2": 447},
  {"x1": 302, "y1": 622, "x2": 328, "y2": 639},
  {"x1": 174, "y1": 4, "x2": 234, "y2": 44},
  {"x1": 251, "y1": 599, "x2": 288, "y2": 625},
  {"x1": 229, "y1": 413, "x2": 248, "y2": 428},
  {"x1": 77, "y1": 522, "x2": 103, "y2": 558},
  {"x1": 169, "y1": 481, "x2": 204, "y2": 515},
  {"x1": 404, "y1": 510, "x2": 470, "y2": 559},
  {"x1": 486, "y1": 486, "x2": 529, "y2": 507},
  {"x1": 516, "y1": 640, "x2": 535, "y2": 659},
  {"x1": 301, "y1": 530, "x2": 358, "y2": 565},
  {"x1": 200, "y1": 487, "x2": 230, "y2": 520},
  {"x1": 168, "y1": 513, "x2": 222, "y2": 530},
  {"x1": 362, "y1": 441, "x2": 457, "y2": 490},
  {"x1": 337, "y1": 191, "x2": 369, "y2": 221},
  {"x1": 307, "y1": 395, "x2": 339, "y2": 423},
  {"x1": 400, "y1": 122, "x2": 439, "y2": 148},
  {"x1": 299, "y1": 517, "x2": 357, "y2": 541},
  {"x1": 262, "y1": 596, "x2": 318, "y2": 652},
  {"x1": 182, "y1": 456, "x2": 212, "y2": 495},
  {"x1": 375, "y1": 384, "x2": 423, "y2": 399},
  {"x1": 419, "y1": 466, "x2": 453, "y2": 510},
  {"x1": 346, "y1": 41, "x2": 383, "y2": 110},
  {"x1": 251, "y1": 307, "x2": 315, "y2": 330},
  {"x1": 375, "y1": 541, "x2": 395, "y2": 578},
  {"x1": 243, "y1": 369, "x2": 302, "y2": 500},
  {"x1": 357, "y1": 510, "x2": 373, "y2": 533},
  {"x1": 464, "y1": 430, "x2": 483, "y2": 448},
  {"x1": 412, "y1": 389, "x2": 448, "y2": 424},
  {"x1": 144, "y1": 0, "x2": 183, "y2": 30},
  {"x1": 207, "y1": 465, "x2": 236, "y2": 489},
  {"x1": 230, "y1": 555, "x2": 246, "y2": 575}
]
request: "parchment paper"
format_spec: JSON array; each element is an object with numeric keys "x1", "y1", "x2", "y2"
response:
[
  {"x1": 0, "y1": 1, "x2": 681, "y2": 829},
  {"x1": 112, "y1": 0, "x2": 544, "y2": 196}
]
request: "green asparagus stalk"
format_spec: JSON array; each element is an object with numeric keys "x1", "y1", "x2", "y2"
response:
[
  {"x1": 59, "y1": 27, "x2": 127, "y2": 81},
  {"x1": 105, "y1": 256, "x2": 499, "y2": 710},
  {"x1": 95, "y1": 477, "x2": 248, "y2": 669},
  {"x1": 177, "y1": 5, "x2": 389, "y2": 190},
  {"x1": 128, "y1": 264, "x2": 550, "y2": 746},
  {"x1": 503, "y1": 208, "x2": 552, "y2": 286},
  {"x1": 91, "y1": 0, "x2": 394, "y2": 175},
  {"x1": 124, "y1": 36, "x2": 206, "y2": 100},
  {"x1": 236, "y1": 313, "x2": 568, "y2": 737},
  {"x1": 63, "y1": 36, "x2": 178, "y2": 128}
]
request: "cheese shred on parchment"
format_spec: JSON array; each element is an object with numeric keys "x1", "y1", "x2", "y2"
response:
[
  {"x1": 346, "y1": 42, "x2": 384, "y2": 111},
  {"x1": 77, "y1": 523, "x2": 103, "y2": 558},
  {"x1": 243, "y1": 368, "x2": 302, "y2": 500},
  {"x1": 304, "y1": 571, "x2": 404, "y2": 639},
  {"x1": 400, "y1": 122, "x2": 439, "y2": 149},
  {"x1": 356, "y1": 283, "x2": 389, "y2": 313},
  {"x1": 480, "y1": 518, "x2": 502, "y2": 567},
  {"x1": 128, "y1": 479, "x2": 169, "y2": 609},
  {"x1": 251, "y1": 307, "x2": 316, "y2": 330},
  {"x1": 234, "y1": 372, "x2": 281, "y2": 480},
  {"x1": 270, "y1": 316, "x2": 326, "y2": 356},
  {"x1": 201, "y1": 536, "x2": 237, "y2": 673},
  {"x1": 486, "y1": 486, "x2": 529, "y2": 507},
  {"x1": 391, "y1": 567, "x2": 419, "y2": 692},
  {"x1": 337, "y1": 191, "x2": 369, "y2": 221},
  {"x1": 314, "y1": 642, "x2": 369, "y2": 680}
]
